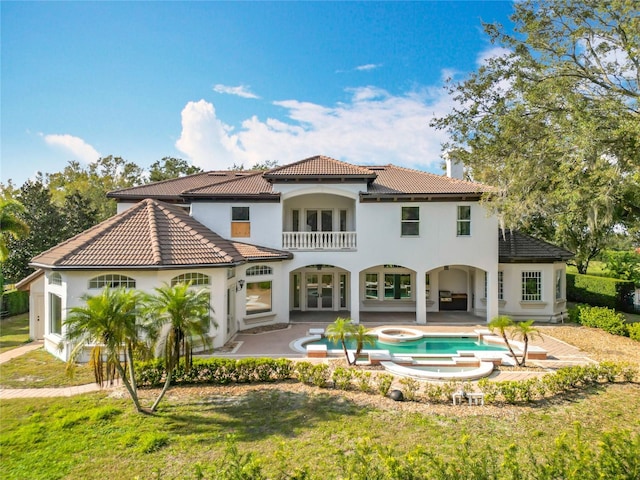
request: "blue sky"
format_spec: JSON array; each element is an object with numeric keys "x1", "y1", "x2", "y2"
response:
[{"x1": 1, "y1": 1, "x2": 515, "y2": 186}]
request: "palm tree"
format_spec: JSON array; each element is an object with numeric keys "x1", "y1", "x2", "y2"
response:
[
  {"x1": 488, "y1": 315, "x2": 519, "y2": 365},
  {"x1": 325, "y1": 317, "x2": 356, "y2": 365},
  {"x1": 351, "y1": 324, "x2": 376, "y2": 365},
  {"x1": 61, "y1": 287, "x2": 145, "y2": 412},
  {"x1": 510, "y1": 320, "x2": 542, "y2": 367},
  {"x1": 0, "y1": 198, "x2": 29, "y2": 261},
  {"x1": 143, "y1": 282, "x2": 214, "y2": 412}
]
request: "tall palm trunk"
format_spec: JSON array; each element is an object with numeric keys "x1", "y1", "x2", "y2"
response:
[
  {"x1": 499, "y1": 330, "x2": 520, "y2": 365},
  {"x1": 126, "y1": 343, "x2": 138, "y2": 397},
  {"x1": 520, "y1": 335, "x2": 529, "y2": 367},
  {"x1": 151, "y1": 369, "x2": 173, "y2": 412},
  {"x1": 151, "y1": 333, "x2": 180, "y2": 412},
  {"x1": 113, "y1": 359, "x2": 143, "y2": 413}
]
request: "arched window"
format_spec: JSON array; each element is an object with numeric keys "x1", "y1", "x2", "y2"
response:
[
  {"x1": 89, "y1": 274, "x2": 136, "y2": 289},
  {"x1": 171, "y1": 272, "x2": 210, "y2": 286},
  {"x1": 246, "y1": 265, "x2": 272, "y2": 276},
  {"x1": 48, "y1": 272, "x2": 62, "y2": 286}
]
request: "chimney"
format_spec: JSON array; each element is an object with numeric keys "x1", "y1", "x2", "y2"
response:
[{"x1": 444, "y1": 152, "x2": 464, "y2": 180}]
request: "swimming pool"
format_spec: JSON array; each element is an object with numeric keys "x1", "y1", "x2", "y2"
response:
[{"x1": 307, "y1": 335, "x2": 508, "y2": 355}]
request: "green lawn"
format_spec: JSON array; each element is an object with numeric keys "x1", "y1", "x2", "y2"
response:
[
  {"x1": 0, "y1": 314, "x2": 30, "y2": 354},
  {"x1": 1, "y1": 383, "x2": 639, "y2": 479},
  {"x1": 0, "y1": 349, "x2": 95, "y2": 388}
]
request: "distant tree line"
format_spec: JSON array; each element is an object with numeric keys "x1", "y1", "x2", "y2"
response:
[{"x1": 0, "y1": 156, "x2": 202, "y2": 283}]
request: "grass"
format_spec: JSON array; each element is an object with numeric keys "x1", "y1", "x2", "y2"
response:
[
  {"x1": 0, "y1": 349, "x2": 96, "y2": 388},
  {"x1": 0, "y1": 314, "x2": 30, "y2": 353},
  {"x1": 1, "y1": 383, "x2": 639, "y2": 479}
]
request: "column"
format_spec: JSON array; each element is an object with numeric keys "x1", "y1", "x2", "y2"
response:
[
  {"x1": 415, "y1": 271, "x2": 426, "y2": 324},
  {"x1": 350, "y1": 271, "x2": 360, "y2": 324},
  {"x1": 485, "y1": 267, "x2": 499, "y2": 323}
]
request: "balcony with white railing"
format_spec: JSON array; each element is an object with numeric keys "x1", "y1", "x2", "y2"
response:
[{"x1": 282, "y1": 231, "x2": 357, "y2": 250}]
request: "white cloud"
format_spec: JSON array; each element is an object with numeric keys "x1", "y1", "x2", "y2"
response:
[
  {"x1": 42, "y1": 133, "x2": 101, "y2": 162},
  {"x1": 175, "y1": 86, "x2": 456, "y2": 172},
  {"x1": 213, "y1": 84, "x2": 260, "y2": 99},
  {"x1": 175, "y1": 100, "x2": 247, "y2": 170},
  {"x1": 355, "y1": 63, "x2": 382, "y2": 71}
]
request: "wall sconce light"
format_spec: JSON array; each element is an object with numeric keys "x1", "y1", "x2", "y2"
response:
[
  {"x1": 236, "y1": 280, "x2": 245, "y2": 292},
  {"x1": 316, "y1": 265, "x2": 322, "y2": 271}
]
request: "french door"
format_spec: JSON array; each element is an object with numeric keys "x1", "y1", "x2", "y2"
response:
[{"x1": 306, "y1": 273, "x2": 333, "y2": 309}]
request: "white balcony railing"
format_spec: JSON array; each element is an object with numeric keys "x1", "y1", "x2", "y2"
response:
[{"x1": 282, "y1": 231, "x2": 357, "y2": 250}]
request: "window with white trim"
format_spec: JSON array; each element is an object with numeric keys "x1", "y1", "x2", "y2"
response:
[
  {"x1": 522, "y1": 271, "x2": 542, "y2": 301},
  {"x1": 89, "y1": 274, "x2": 136, "y2": 289},
  {"x1": 425, "y1": 273, "x2": 430, "y2": 300},
  {"x1": 365, "y1": 273, "x2": 378, "y2": 299},
  {"x1": 484, "y1": 271, "x2": 504, "y2": 300},
  {"x1": 50, "y1": 293, "x2": 62, "y2": 335},
  {"x1": 246, "y1": 265, "x2": 273, "y2": 276},
  {"x1": 246, "y1": 281, "x2": 272, "y2": 314},
  {"x1": 49, "y1": 273, "x2": 62, "y2": 286},
  {"x1": 555, "y1": 270, "x2": 563, "y2": 300},
  {"x1": 171, "y1": 272, "x2": 210, "y2": 286},
  {"x1": 457, "y1": 206, "x2": 471, "y2": 236},
  {"x1": 401, "y1": 207, "x2": 419, "y2": 236}
]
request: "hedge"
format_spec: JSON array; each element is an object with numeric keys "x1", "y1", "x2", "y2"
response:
[
  {"x1": 0, "y1": 289, "x2": 29, "y2": 317},
  {"x1": 569, "y1": 304, "x2": 629, "y2": 337},
  {"x1": 566, "y1": 273, "x2": 635, "y2": 312}
]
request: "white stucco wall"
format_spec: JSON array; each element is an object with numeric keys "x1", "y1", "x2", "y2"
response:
[
  {"x1": 474, "y1": 262, "x2": 568, "y2": 322},
  {"x1": 43, "y1": 268, "x2": 230, "y2": 361}
]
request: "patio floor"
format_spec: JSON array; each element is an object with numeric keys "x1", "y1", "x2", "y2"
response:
[{"x1": 208, "y1": 318, "x2": 594, "y2": 382}]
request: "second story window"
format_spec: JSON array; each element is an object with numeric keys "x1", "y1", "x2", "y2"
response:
[
  {"x1": 231, "y1": 206, "x2": 250, "y2": 238},
  {"x1": 457, "y1": 206, "x2": 471, "y2": 236},
  {"x1": 401, "y1": 207, "x2": 419, "y2": 236}
]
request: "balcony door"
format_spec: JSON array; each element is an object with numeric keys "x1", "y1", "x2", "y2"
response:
[
  {"x1": 306, "y1": 273, "x2": 333, "y2": 309},
  {"x1": 306, "y1": 210, "x2": 333, "y2": 232}
]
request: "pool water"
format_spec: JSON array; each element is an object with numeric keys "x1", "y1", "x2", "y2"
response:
[{"x1": 310, "y1": 336, "x2": 508, "y2": 355}]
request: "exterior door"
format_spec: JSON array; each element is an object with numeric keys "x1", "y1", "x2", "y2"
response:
[
  {"x1": 33, "y1": 293, "x2": 44, "y2": 340},
  {"x1": 306, "y1": 210, "x2": 333, "y2": 231},
  {"x1": 306, "y1": 273, "x2": 334, "y2": 309}
]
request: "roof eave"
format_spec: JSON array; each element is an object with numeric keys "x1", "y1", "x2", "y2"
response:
[
  {"x1": 28, "y1": 261, "x2": 248, "y2": 271},
  {"x1": 360, "y1": 193, "x2": 484, "y2": 202}
]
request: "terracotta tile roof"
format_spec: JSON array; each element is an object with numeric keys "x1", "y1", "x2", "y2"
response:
[
  {"x1": 263, "y1": 155, "x2": 377, "y2": 180},
  {"x1": 365, "y1": 165, "x2": 493, "y2": 196},
  {"x1": 108, "y1": 157, "x2": 493, "y2": 201},
  {"x1": 231, "y1": 242, "x2": 293, "y2": 261},
  {"x1": 107, "y1": 171, "x2": 259, "y2": 200},
  {"x1": 499, "y1": 230, "x2": 573, "y2": 263},
  {"x1": 30, "y1": 199, "x2": 289, "y2": 269},
  {"x1": 183, "y1": 172, "x2": 277, "y2": 198}
]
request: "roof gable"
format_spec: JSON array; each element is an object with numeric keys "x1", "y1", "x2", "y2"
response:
[
  {"x1": 262, "y1": 155, "x2": 377, "y2": 182},
  {"x1": 31, "y1": 199, "x2": 289, "y2": 269}
]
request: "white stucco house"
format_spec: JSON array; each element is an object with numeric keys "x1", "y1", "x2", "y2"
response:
[{"x1": 17, "y1": 155, "x2": 572, "y2": 361}]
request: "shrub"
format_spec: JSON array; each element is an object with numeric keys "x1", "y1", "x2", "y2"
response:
[
  {"x1": 628, "y1": 322, "x2": 640, "y2": 342},
  {"x1": 135, "y1": 357, "x2": 295, "y2": 387},
  {"x1": 477, "y1": 379, "x2": 499, "y2": 404},
  {"x1": 353, "y1": 370, "x2": 373, "y2": 393},
  {"x1": 569, "y1": 304, "x2": 629, "y2": 336},
  {"x1": 566, "y1": 273, "x2": 635, "y2": 312},
  {"x1": 310, "y1": 364, "x2": 330, "y2": 388},
  {"x1": 332, "y1": 366, "x2": 353, "y2": 390},
  {"x1": 294, "y1": 362, "x2": 315, "y2": 385},
  {"x1": 399, "y1": 377, "x2": 420, "y2": 401},
  {"x1": 0, "y1": 289, "x2": 29, "y2": 317},
  {"x1": 376, "y1": 373, "x2": 394, "y2": 396}
]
